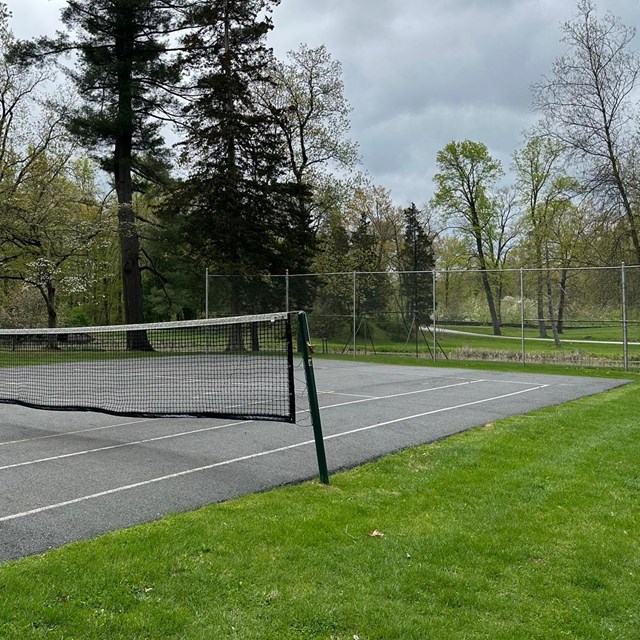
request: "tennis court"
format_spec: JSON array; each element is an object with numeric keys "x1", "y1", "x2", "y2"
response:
[{"x1": 0, "y1": 359, "x2": 626, "y2": 562}]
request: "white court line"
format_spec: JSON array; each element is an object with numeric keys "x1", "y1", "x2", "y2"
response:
[
  {"x1": 0, "y1": 381, "x2": 484, "y2": 468},
  {"x1": 0, "y1": 419, "x2": 253, "y2": 472},
  {"x1": 478, "y1": 377, "x2": 550, "y2": 386},
  {"x1": 0, "y1": 384, "x2": 547, "y2": 523},
  {"x1": 0, "y1": 418, "x2": 154, "y2": 447},
  {"x1": 322, "y1": 384, "x2": 548, "y2": 439},
  {"x1": 320, "y1": 379, "x2": 483, "y2": 410},
  {"x1": 0, "y1": 380, "x2": 480, "y2": 450},
  {"x1": 319, "y1": 391, "x2": 377, "y2": 399}
]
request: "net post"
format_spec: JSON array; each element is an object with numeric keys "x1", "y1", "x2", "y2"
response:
[{"x1": 298, "y1": 311, "x2": 330, "y2": 485}]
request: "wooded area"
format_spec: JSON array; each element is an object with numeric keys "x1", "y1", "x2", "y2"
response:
[{"x1": 1, "y1": 0, "x2": 639, "y2": 345}]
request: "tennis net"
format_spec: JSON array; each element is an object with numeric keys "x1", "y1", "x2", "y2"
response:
[{"x1": 0, "y1": 312, "x2": 296, "y2": 421}]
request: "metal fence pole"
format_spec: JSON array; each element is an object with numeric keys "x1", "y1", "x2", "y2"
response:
[
  {"x1": 520, "y1": 268, "x2": 526, "y2": 366},
  {"x1": 353, "y1": 271, "x2": 357, "y2": 357},
  {"x1": 432, "y1": 270, "x2": 437, "y2": 362},
  {"x1": 622, "y1": 262, "x2": 628, "y2": 371},
  {"x1": 205, "y1": 267, "x2": 209, "y2": 319},
  {"x1": 285, "y1": 269, "x2": 290, "y2": 313}
]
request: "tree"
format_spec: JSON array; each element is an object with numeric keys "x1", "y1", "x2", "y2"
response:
[
  {"x1": 0, "y1": 149, "x2": 110, "y2": 329},
  {"x1": 0, "y1": 5, "x2": 59, "y2": 218},
  {"x1": 167, "y1": 0, "x2": 312, "y2": 334},
  {"x1": 344, "y1": 182, "x2": 400, "y2": 271},
  {"x1": 532, "y1": 0, "x2": 640, "y2": 264},
  {"x1": 259, "y1": 44, "x2": 360, "y2": 230},
  {"x1": 398, "y1": 203, "x2": 435, "y2": 326},
  {"x1": 312, "y1": 208, "x2": 353, "y2": 316},
  {"x1": 433, "y1": 234, "x2": 472, "y2": 322},
  {"x1": 0, "y1": 7, "x2": 111, "y2": 329},
  {"x1": 514, "y1": 136, "x2": 582, "y2": 342},
  {"x1": 14, "y1": 0, "x2": 184, "y2": 346},
  {"x1": 431, "y1": 140, "x2": 504, "y2": 335},
  {"x1": 514, "y1": 136, "x2": 564, "y2": 336}
]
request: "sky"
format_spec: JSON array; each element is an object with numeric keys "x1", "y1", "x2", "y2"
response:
[{"x1": 6, "y1": 0, "x2": 640, "y2": 206}]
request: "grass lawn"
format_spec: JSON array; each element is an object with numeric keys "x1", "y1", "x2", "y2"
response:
[
  {"x1": 320, "y1": 322, "x2": 640, "y2": 365},
  {"x1": 0, "y1": 369, "x2": 639, "y2": 638}
]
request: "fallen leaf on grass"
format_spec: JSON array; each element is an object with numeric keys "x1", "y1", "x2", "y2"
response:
[{"x1": 367, "y1": 529, "x2": 384, "y2": 538}]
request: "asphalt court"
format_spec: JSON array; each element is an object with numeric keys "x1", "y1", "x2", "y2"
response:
[{"x1": 0, "y1": 360, "x2": 628, "y2": 562}]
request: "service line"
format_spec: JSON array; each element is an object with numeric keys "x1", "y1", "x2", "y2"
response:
[{"x1": 0, "y1": 380, "x2": 481, "y2": 453}]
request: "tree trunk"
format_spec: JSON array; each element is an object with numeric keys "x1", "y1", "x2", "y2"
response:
[
  {"x1": 535, "y1": 245, "x2": 547, "y2": 338},
  {"x1": 556, "y1": 267, "x2": 568, "y2": 334},
  {"x1": 114, "y1": 16, "x2": 151, "y2": 350},
  {"x1": 479, "y1": 267, "x2": 501, "y2": 335},
  {"x1": 473, "y1": 231, "x2": 501, "y2": 335},
  {"x1": 545, "y1": 271, "x2": 562, "y2": 348},
  {"x1": 46, "y1": 280, "x2": 57, "y2": 329}
]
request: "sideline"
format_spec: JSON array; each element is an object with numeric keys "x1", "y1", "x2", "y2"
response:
[{"x1": 0, "y1": 384, "x2": 547, "y2": 523}]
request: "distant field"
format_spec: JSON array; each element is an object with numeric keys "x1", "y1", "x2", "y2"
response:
[{"x1": 314, "y1": 322, "x2": 640, "y2": 368}]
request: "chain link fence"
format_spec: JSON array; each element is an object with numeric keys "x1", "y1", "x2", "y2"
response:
[{"x1": 205, "y1": 265, "x2": 640, "y2": 371}]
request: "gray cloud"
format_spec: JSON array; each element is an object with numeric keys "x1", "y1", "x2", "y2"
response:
[
  {"x1": 270, "y1": 0, "x2": 640, "y2": 204},
  {"x1": 7, "y1": 0, "x2": 640, "y2": 206}
]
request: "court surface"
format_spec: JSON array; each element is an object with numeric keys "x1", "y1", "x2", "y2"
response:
[{"x1": 0, "y1": 360, "x2": 628, "y2": 562}]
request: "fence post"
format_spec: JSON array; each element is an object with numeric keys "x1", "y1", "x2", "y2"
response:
[
  {"x1": 520, "y1": 268, "x2": 526, "y2": 366},
  {"x1": 353, "y1": 271, "x2": 357, "y2": 357},
  {"x1": 285, "y1": 268, "x2": 289, "y2": 313},
  {"x1": 205, "y1": 267, "x2": 209, "y2": 319},
  {"x1": 622, "y1": 263, "x2": 628, "y2": 372},
  {"x1": 432, "y1": 270, "x2": 437, "y2": 362}
]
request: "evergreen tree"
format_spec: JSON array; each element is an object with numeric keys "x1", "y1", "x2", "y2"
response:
[
  {"x1": 14, "y1": 0, "x2": 184, "y2": 345},
  {"x1": 349, "y1": 212, "x2": 389, "y2": 318},
  {"x1": 168, "y1": 0, "x2": 314, "y2": 321},
  {"x1": 399, "y1": 203, "x2": 435, "y2": 325}
]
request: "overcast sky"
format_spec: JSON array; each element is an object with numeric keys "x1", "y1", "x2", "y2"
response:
[{"x1": 6, "y1": 0, "x2": 640, "y2": 206}]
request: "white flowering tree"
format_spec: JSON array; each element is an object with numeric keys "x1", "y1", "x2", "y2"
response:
[
  {"x1": 0, "y1": 150, "x2": 112, "y2": 328},
  {"x1": 0, "y1": 9, "x2": 115, "y2": 329}
]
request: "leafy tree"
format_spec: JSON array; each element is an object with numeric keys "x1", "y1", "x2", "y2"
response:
[
  {"x1": 532, "y1": 0, "x2": 640, "y2": 264},
  {"x1": 309, "y1": 208, "x2": 353, "y2": 340},
  {"x1": 349, "y1": 211, "x2": 380, "y2": 313},
  {"x1": 431, "y1": 140, "x2": 504, "y2": 335},
  {"x1": 345, "y1": 182, "x2": 399, "y2": 271},
  {"x1": 514, "y1": 137, "x2": 563, "y2": 336},
  {"x1": 0, "y1": 149, "x2": 110, "y2": 328},
  {"x1": 0, "y1": 6, "x2": 61, "y2": 218},
  {"x1": 0, "y1": 9, "x2": 111, "y2": 329},
  {"x1": 513, "y1": 135, "x2": 584, "y2": 340},
  {"x1": 259, "y1": 44, "x2": 360, "y2": 230},
  {"x1": 433, "y1": 234, "x2": 473, "y2": 322},
  {"x1": 13, "y1": 0, "x2": 185, "y2": 345}
]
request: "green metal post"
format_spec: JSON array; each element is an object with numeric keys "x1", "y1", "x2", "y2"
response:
[{"x1": 298, "y1": 311, "x2": 330, "y2": 485}]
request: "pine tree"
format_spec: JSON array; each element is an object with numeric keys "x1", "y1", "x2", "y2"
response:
[
  {"x1": 14, "y1": 0, "x2": 184, "y2": 346},
  {"x1": 399, "y1": 203, "x2": 435, "y2": 325},
  {"x1": 169, "y1": 0, "x2": 314, "y2": 319}
]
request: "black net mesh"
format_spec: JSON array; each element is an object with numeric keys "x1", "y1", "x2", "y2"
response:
[{"x1": 0, "y1": 313, "x2": 295, "y2": 422}]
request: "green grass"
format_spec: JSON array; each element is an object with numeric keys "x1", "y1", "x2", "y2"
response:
[
  {"x1": 319, "y1": 322, "x2": 640, "y2": 366},
  {"x1": 314, "y1": 350, "x2": 638, "y2": 379},
  {"x1": 1, "y1": 374, "x2": 639, "y2": 638},
  {"x1": 438, "y1": 322, "x2": 630, "y2": 343}
]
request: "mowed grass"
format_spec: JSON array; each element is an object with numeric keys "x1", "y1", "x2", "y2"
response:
[
  {"x1": 323, "y1": 322, "x2": 640, "y2": 364},
  {"x1": 1, "y1": 380, "x2": 639, "y2": 638}
]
